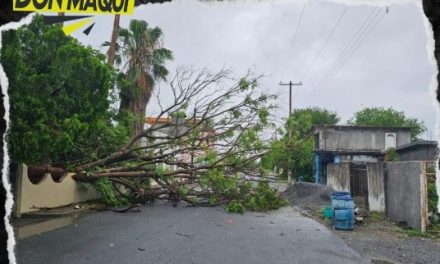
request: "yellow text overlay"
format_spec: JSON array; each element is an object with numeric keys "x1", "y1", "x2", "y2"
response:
[{"x1": 13, "y1": 0, "x2": 135, "y2": 15}]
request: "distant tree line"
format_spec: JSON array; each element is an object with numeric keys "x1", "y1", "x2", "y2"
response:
[{"x1": 261, "y1": 106, "x2": 426, "y2": 182}]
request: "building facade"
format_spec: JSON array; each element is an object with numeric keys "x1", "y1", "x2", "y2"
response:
[{"x1": 312, "y1": 125, "x2": 412, "y2": 184}]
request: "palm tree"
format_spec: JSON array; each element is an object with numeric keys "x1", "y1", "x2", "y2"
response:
[
  {"x1": 107, "y1": 14, "x2": 120, "y2": 65},
  {"x1": 112, "y1": 19, "x2": 173, "y2": 136}
]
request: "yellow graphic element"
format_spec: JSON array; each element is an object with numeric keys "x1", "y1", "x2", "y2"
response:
[
  {"x1": 13, "y1": 0, "x2": 135, "y2": 15},
  {"x1": 62, "y1": 18, "x2": 93, "y2": 36}
]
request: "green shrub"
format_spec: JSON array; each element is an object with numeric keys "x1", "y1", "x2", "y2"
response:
[
  {"x1": 224, "y1": 182, "x2": 287, "y2": 214},
  {"x1": 244, "y1": 181, "x2": 288, "y2": 212},
  {"x1": 428, "y1": 183, "x2": 438, "y2": 214},
  {"x1": 225, "y1": 200, "x2": 245, "y2": 214},
  {"x1": 94, "y1": 178, "x2": 129, "y2": 207},
  {"x1": 385, "y1": 148, "x2": 399, "y2": 161},
  {"x1": 3, "y1": 15, "x2": 131, "y2": 165},
  {"x1": 202, "y1": 169, "x2": 287, "y2": 214}
]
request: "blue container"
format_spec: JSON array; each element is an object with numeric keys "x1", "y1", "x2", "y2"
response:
[
  {"x1": 334, "y1": 208, "x2": 354, "y2": 220},
  {"x1": 330, "y1": 191, "x2": 350, "y2": 200},
  {"x1": 331, "y1": 192, "x2": 355, "y2": 209},
  {"x1": 331, "y1": 196, "x2": 355, "y2": 209},
  {"x1": 333, "y1": 208, "x2": 354, "y2": 230},
  {"x1": 334, "y1": 219, "x2": 354, "y2": 230}
]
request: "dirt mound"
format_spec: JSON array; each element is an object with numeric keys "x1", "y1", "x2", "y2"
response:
[{"x1": 281, "y1": 182, "x2": 335, "y2": 209}]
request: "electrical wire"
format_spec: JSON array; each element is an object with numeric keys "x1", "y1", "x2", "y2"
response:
[
  {"x1": 301, "y1": 6, "x2": 348, "y2": 82},
  {"x1": 325, "y1": 10, "x2": 386, "y2": 84},
  {"x1": 280, "y1": 4, "x2": 306, "y2": 82},
  {"x1": 313, "y1": 7, "x2": 381, "y2": 90},
  {"x1": 303, "y1": 7, "x2": 381, "y2": 102}
]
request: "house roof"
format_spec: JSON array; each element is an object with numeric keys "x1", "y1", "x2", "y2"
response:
[
  {"x1": 312, "y1": 125, "x2": 413, "y2": 132},
  {"x1": 395, "y1": 140, "x2": 438, "y2": 152},
  {"x1": 145, "y1": 117, "x2": 172, "y2": 125},
  {"x1": 314, "y1": 149, "x2": 384, "y2": 156}
]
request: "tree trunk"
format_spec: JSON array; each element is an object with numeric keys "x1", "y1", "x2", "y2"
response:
[
  {"x1": 58, "y1": 12, "x2": 64, "y2": 26},
  {"x1": 107, "y1": 15, "x2": 120, "y2": 65},
  {"x1": 120, "y1": 72, "x2": 153, "y2": 136}
]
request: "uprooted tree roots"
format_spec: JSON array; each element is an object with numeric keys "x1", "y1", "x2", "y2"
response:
[{"x1": 71, "y1": 68, "x2": 293, "y2": 212}]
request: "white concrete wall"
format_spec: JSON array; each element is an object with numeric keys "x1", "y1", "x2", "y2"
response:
[
  {"x1": 366, "y1": 162, "x2": 385, "y2": 212},
  {"x1": 326, "y1": 163, "x2": 350, "y2": 192},
  {"x1": 15, "y1": 163, "x2": 100, "y2": 217}
]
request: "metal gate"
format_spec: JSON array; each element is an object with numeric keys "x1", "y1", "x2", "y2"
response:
[{"x1": 350, "y1": 163, "x2": 369, "y2": 209}]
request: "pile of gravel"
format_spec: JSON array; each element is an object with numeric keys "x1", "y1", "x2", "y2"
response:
[{"x1": 281, "y1": 182, "x2": 335, "y2": 209}]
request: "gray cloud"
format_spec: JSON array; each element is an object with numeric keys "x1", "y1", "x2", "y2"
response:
[{"x1": 75, "y1": 0, "x2": 437, "y2": 138}]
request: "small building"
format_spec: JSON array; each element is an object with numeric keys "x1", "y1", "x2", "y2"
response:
[
  {"x1": 312, "y1": 125, "x2": 412, "y2": 184},
  {"x1": 312, "y1": 125, "x2": 438, "y2": 231},
  {"x1": 395, "y1": 140, "x2": 438, "y2": 161}
]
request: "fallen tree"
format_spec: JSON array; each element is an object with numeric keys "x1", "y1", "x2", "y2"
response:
[{"x1": 72, "y1": 68, "x2": 288, "y2": 212}]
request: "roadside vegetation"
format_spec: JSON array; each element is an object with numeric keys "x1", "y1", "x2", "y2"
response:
[
  {"x1": 2, "y1": 15, "x2": 433, "y2": 216},
  {"x1": 261, "y1": 107, "x2": 339, "y2": 182}
]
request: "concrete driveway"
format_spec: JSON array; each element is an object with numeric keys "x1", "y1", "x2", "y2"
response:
[{"x1": 16, "y1": 203, "x2": 369, "y2": 264}]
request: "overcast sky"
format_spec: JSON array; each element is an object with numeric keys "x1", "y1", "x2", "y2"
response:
[{"x1": 74, "y1": 0, "x2": 438, "y2": 139}]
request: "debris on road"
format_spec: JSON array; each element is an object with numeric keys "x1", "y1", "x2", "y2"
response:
[
  {"x1": 281, "y1": 182, "x2": 334, "y2": 210},
  {"x1": 175, "y1": 232, "x2": 192, "y2": 237},
  {"x1": 112, "y1": 204, "x2": 141, "y2": 213}
]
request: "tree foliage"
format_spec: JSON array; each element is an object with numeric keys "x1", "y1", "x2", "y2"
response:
[
  {"x1": 73, "y1": 68, "x2": 286, "y2": 210},
  {"x1": 261, "y1": 107, "x2": 339, "y2": 182},
  {"x1": 1, "y1": 15, "x2": 131, "y2": 165},
  {"x1": 349, "y1": 107, "x2": 426, "y2": 140},
  {"x1": 105, "y1": 19, "x2": 173, "y2": 136},
  {"x1": 289, "y1": 107, "x2": 340, "y2": 126}
]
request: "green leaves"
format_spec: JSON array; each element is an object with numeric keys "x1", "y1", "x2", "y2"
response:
[
  {"x1": 224, "y1": 181, "x2": 287, "y2": 214},
  {"x1": 239, "y1": 78, "x2": 250, "y2": 91},
  {"x1": 428, "y1": 183, "x2": 438, "y2": 215},
  {"x1": 94, "y1": 178, "x2": 129, "y2": 207},
  {"x1": 258, "y1": 107, "x2": 269, "y2": 125},
  {"x1": 2, "y1": 15, "x2": 129, "y2": 164},
  {"x1": 349, "y1": 107, "x2": 426, "y2": 140},
  {"x1": 261, "y1": 107, "x2": 339, "y2": 182},
  {"x1": 115, "y1": 19, "x2": 173, "y2": 135}
]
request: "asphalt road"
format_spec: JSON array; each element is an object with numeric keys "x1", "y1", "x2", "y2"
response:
[{"x1": 16, "y1": 203, "x2": 370, "y2": 264}]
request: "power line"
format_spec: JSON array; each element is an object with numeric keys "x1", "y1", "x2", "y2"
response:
[
  {"x1": 316, "y1": 7, "x2": 379, "y2": 89},
  {"x1": 313, "y1": 7, "x2": 381, "y2": 90},
  {"x1": 325, "y1": 10, "x2": 386, "y2": 84},
  {"x1": 280, "y1": 4, "x2": 306, "y2": 82},
  {"x1": 301, "y1": 6, "x2": 348, "y2": 82}
]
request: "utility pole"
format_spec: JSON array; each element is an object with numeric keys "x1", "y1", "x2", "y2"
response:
[
  {"x1": 279, "y1": 80, "x2": 302, "y2": 186},
  {"x1": 190, "y1": 107, "x2": 196, "y2": 183},
  {"x1": 279, "y1": 81, "x2": 303, "y2": 115}
]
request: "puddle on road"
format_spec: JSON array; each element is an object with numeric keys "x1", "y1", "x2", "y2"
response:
[{"x1": 14, "y1": 214, "x2": 83, "y2": 239}]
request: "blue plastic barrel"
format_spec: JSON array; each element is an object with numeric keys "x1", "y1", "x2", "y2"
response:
[
  {"x1": 333, "y1": 208, "x2": 354, "y2": 230},
  {"x1": 331, "y1": 196, "x2": 355, "y2": 209},
  {"x1": 330, "y1": 192, "x2": 354, "y2": 209},
  {"x1": 330, "y1": 191, "x2": 350, "y2": 199}
]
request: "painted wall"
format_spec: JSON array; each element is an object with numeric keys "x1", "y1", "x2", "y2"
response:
[
  {"x1": 326, "y1": 162, "x2": 386, "y2": 213},
  {"x1": 316, "y1": 127, "x2": 411, "y2": 151},
  {"x1": 385, "y1": 161, "x2": 428, "y2": 232},
  {"x1": 326, "y1": 162, "x2": 350, "y2": 192},
  {"x1": 366, "y1": 162, "x2": 385, "y2": 212},
  {"x1": 15, "y1": 163, "x2": 101, "y2": 217}
]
